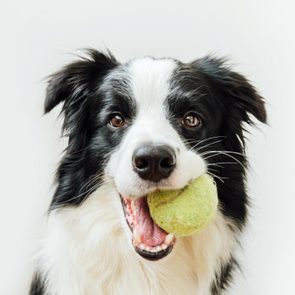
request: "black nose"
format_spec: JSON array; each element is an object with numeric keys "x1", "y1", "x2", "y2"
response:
[{"x1": 132, "y1": 144, "x2": 176, "y2": 182}]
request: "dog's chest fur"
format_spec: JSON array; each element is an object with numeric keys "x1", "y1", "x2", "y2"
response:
[{"x1": 38, "y1": 184, "x2": 236, "y2": 295}]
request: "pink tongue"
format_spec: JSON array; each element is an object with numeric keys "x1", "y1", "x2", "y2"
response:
[{"x1": 134, "y1": 198, "x2": 167, "y2": 247}]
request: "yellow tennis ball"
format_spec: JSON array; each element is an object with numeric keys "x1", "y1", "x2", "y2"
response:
[{"x1": 147, "y1": 174, "x2": 218, "y2": 237}]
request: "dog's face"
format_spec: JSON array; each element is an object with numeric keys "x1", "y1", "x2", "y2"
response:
[
  {"x1": 45, "y1": 50, "x2": 266, "y2": 261},
  {"x1": 105, "y1": 58, "x2": 208, "y2": 197}
]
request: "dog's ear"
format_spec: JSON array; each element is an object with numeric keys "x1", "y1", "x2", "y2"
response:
[
  {"x1": 45, "y1": 49, "x2": 118, "y2": 137},
  {"x1": 192, "y1": 56, "x2": 267, "y2": 126},
  {"x1": 45, "y1": 49, "x2": 118, "y2": 113}
]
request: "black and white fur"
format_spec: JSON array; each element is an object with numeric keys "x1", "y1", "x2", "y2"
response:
[{"x1": 30, "y1": 50, "x2": 266, "y2": 295}]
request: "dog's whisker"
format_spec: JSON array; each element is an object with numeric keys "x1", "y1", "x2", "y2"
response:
[
  {"x1": 203, "y1": 154, "x2": 223, "y2": 160},
  {"x1": 183, "y1": 136, "x2": 224, "y2": 149},
  {"x1": 210, "y1": 152, "x2": 246, "y2": 169},
  {"x1": 208, "y1": 169, "x2": 229, "y2": 180},
  {"x1": 200, "y1": 150, "x2": 245, "y2": 157},
  {"x1": 207, "y1": 164, "x2": 224, "y2": 169},
  {"x1": 207, "y1": 171, "x2": 225, "y2": 183},
  {"x1": 77, "y1": 174, "x2": 103, "y2": 195},
  {"x1": 207, "y1": 161, "x2": 239, "y2": 166},
  {"x1": 207, "y1": 167, "x2": 220, "y2": 173},
  {"x1": 52, "y1": 174, "x2": 111, "y2": 209},
  {"x1": 194, "y1": 139, "x2": 223, "y2": 152},
  {"x1": 188, "y1": 136, "x2": 226, "y2": 150},
  {"x1": 202, "y1": 149, "x2": 246, "y2": 170}
]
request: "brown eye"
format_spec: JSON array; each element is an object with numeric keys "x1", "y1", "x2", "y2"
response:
[
  {"x1": 182, "y1": 113, "x2": 202, "y2": 128},
  {"x1": 109, "y1": 114, "x2": 127, "y2": 128}
]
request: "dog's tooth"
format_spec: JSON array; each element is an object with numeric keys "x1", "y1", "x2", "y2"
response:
[
  {"x1": 155, "y1": 246, "x2": 161, "y2": 252},
  {"x1": 165, "y1": 233, "x2": 174, "y2": 244},
  {"x1": 133, "y1": 230, "x2": 141, "y2": 244},
  {"x1": 149, "y1": 247, "x2": 157, "y2": 253},
  {"x1": 161, "y1": 243, "x2": 168, "y2": 250},
  {"x1": 131, "y1": 200, "x2": 136, "y2": 212},
  {"x1": 139, "y1": 243, "x2": 145, "y2": 250}
]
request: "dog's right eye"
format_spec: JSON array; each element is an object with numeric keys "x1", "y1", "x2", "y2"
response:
[{"x1": 108, "y1": 113, "x2": 127, "y2": 129}]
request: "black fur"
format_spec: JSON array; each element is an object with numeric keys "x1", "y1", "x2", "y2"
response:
[
  {"x1": 45, "y1": 50, "x2": 122, "y2": 209},
  {"x1": 35, "y1": 50, "x2": 266, "y2": 294},
  {"x1": 211, "y1": 256, "x2": 240, "y2": 294},
  {"x1": 29, "y1": 273, "x2": 45, "y2": 295}
]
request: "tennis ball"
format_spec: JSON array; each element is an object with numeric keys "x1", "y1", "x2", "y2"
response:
[{"x1": 147, "y1": 174, "x2": 218, "y2": 237}]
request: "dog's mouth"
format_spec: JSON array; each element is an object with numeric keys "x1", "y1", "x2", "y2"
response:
[{"x1": 120, "y1": 195, "x2": 175, "y2": 261}]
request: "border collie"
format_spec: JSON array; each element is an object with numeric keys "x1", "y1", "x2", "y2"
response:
[{"x1": 30, "y1": 50, "x2": 266, "y2": 295}]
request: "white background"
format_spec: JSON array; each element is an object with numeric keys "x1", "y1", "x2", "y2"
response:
[{"x1": 1, "y1": 1, "x2": 294, "y2": 294}]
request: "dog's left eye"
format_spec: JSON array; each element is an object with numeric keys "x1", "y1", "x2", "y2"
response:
[
  {"x1": 182, "y1": 112, "x2": 202, "y2": 128},
  {"x1": 109, "y1": 113, "x2": 127, "y2": 128}
]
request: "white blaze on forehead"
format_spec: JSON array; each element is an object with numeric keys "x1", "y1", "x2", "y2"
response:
[
  {"x1": 128, "y1": 57, "x2": 176, "y2": 110},
  {"x1": 126, "y1": 57, "x2": 178, "y2": 144}
]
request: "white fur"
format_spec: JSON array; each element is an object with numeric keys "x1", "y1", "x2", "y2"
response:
[{"x1": 38, "y1": 182, "x2": 237, "y2": 295}]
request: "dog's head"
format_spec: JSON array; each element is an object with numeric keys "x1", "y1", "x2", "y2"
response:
[{"x1": 45, "y1": 50, "x2": 266, "y2": 260}]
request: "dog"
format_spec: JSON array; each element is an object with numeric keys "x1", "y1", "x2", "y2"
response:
[{"x1": 30, "y1": 50, "x2": 266, "y2": 295}]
